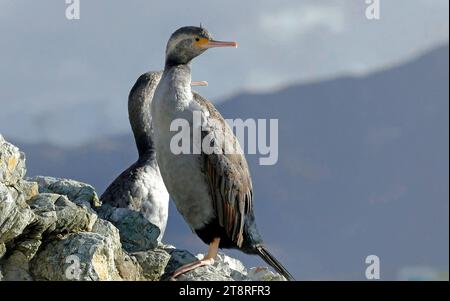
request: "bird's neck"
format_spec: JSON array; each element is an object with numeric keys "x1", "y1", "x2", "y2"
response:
[
  {"x1": 165, "y1": 53, "x2": 193, "y2": 69},
  {"x1": 162, "y1": 63, "x2": 193, "y2": 104},
  {"x1": 129, "y1": 102, "x2": 156, "y2": 160},
  {"x1": 163, "y1": 61, "x2": 192, "y2": 78},
  {"x1": 133, "y1": 130, "x2": 156, "y2": 160}
]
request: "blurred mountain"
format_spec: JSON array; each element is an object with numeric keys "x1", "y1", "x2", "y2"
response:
[{"x1": 11, "y1": 44, "x2": 449, "y2": 280}]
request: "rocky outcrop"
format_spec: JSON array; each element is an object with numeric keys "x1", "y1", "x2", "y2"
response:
[{"x1": 0, "y1": 135, "x2": 286, "y2": 281}]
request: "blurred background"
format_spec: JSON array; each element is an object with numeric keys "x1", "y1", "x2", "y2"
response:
[{"x1": 0, "y1": 0, "x2": 448, "y2": 280}]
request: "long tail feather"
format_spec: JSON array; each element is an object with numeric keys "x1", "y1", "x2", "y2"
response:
[{"x1": 255, "y1": 245, "x2": 296, "y2": 281}]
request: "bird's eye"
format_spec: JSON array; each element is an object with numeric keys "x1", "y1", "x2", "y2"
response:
[{"x1": 195, "y1": 37, "x2": 200, "y2": 42}]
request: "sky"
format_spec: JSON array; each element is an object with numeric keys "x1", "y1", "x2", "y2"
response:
[{"x1": 0, "y1": 0, "x2": 448, "y2": 145}]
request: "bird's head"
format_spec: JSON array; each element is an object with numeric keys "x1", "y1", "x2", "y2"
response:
[{"x1": 165, "y1": 26, "x2": 238, "y2": 66}]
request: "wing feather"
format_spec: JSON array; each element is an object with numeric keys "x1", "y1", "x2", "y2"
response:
[{"x1": 193, "y1": 92, "x2": 253, "y2": 247}]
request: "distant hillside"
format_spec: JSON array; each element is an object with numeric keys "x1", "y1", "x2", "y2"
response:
[{"x1": 12, "y1": 44, "x2": 449, "y2": 280}]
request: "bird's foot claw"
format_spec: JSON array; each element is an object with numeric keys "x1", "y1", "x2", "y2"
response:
[{"x1": 171, "y1": 258, "x2": 215, "y2": 280}]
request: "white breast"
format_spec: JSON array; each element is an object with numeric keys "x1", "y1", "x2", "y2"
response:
[{"x1": 139, "y1": 163, "x2": 170, "y2": 238}]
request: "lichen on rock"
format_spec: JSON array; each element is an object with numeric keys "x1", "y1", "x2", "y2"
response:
[
  {"x1": 30, "y1": 231, "x2": 121, "y2": 281},
  {"x1": 0, "y1": 135, "x2": 26, "y2": 186}
]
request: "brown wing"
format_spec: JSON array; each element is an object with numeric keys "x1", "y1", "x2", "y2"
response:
[{"x1": 193, "y1": 92, "x2": 253, "y2": 247}]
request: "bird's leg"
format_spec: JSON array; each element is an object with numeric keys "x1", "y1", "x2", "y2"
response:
[
  {"x1": 204, "y1": 237, "x2": 220, "y2": 260},
  {"x1": 171, "y1": 237, "x2": 220, "y2": 279}
]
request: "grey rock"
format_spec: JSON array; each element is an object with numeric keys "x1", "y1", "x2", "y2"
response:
[
  {"x1": 161, "y1": 249, "x2": 233, "y2": 281},
  {"x1": 53, "y1": 194, "x2": 97, "y2": 233},
  {"x1": 247, "y1": 267, "x2": 287, "y2": 281},
  {"x1": 1, "y1": 250, "x2": 33, "y2": 281},
  {"x1": 158, "y1": 242, "x2": 176, "y2": 251},
  {"x1": 92, "y1": 218, "x2": 144, "y2": 281},
  {"x1": 0, "y1": 242, "x2": 5, "y2": 281},
  {"x1": 7, "y1": 180, "x2": 39, "y2": 205},
  {"x1": 175, "y1": 267, "x2": 234, "y2": 281},
  {"x1": 97, "y1": 204, "x2": 159, "y2": 252},
  {"x1": 92, "y1": 219, "x2": 121, "y2": 249},
  {"x1": 200, "y1": 253, "x2": 248, "y2": 281},
  {"x1": 29, "y1": 176, "x2": 100, "y2": 208},
  {"x1": 161, "y1": 251, "x2": 286, "y2": 281},
  {"x1": 0, "y1": 243, "x2": 5, "y2": 259},
  {"x1": 0, "y1": 135, "x2": 26, "y2": 185},
  {"x1": 116, "y1": 251, "x2": 144, "y2": 281},
  {"x1": 0, "y1": 183, "x2": 34, "y2": 244},
  {"x1": 6, "y1": 239, "x2": 41, "y2": 263},
  {"x1": 30, "y1": 232, "x2": 122, "y2": 281},
  {"x1": 29, "y1": 218, "x2": 144, "y2": 281},
  {"x1": 0, "y1": 137, "x2": 288, "y2": 282},
  {"x1": 5, "y1": 193, "x2": 58, "y2": 263},
  {"x1": 132, "y1": 248, "x2": 171, "y2": 280},
  {"x1": 1, "y1": 189, "x2": 99, "y2": 281},
  {"x1": 28, "y1": 194, "x2": 58, "y2": 236},
  {"x1": 4, "y1": 192, "x2": 97, "y2": 267}
]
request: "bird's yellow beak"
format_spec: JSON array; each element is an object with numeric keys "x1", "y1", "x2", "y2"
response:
[
  {"x1": 195, "y1": 37, "x2": 238, "y2": 49},
  {"x1": 191, "y1": 81, "x2": 208, "y2": 87}
]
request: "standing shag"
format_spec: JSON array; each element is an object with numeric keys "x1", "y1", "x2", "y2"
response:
[
  {"x1": 100, "y1": 71, "x2": 207, "y2": 241},
  {"x1": 151, "y1": 26, "x2": 295, "y2": 280},
  {"x1": 100, "y1": 71, "x2": 170, "y2": 241}
]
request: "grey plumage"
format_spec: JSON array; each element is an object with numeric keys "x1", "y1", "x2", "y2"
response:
[
  {"x1": 151, "y1": 26, "x2": 294, "y2": 280},
  {"x1": 101, "y1": 71, "x2": 169, "y2": 242}
]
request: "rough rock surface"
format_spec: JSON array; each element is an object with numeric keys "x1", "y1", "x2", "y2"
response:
[
  {"x1": 97, "y1": 204, "x2": 159, "y2": 252},
  {"x1": 0, "y1": 182, "x2": 34, "y2": 246},
  {"x1": 0, "y1": 135, "x2": 26, "y2": 185},
  {"x1": 132, "y1": 248, "x2": 171, "y2": 280},
  {"x1": 0, "y1": 135, "x2": 287, "y2": 281},
  {"x1": 30, "y1": 176, "x2": 100, "y2": 208}
]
